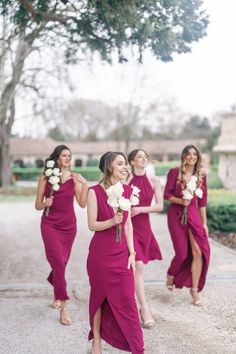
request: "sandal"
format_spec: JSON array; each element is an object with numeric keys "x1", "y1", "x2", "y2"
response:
[
  {"x1": 166, "y1": 275, "x2": 174, "y2": 291},
  {"x1": 139, "y1": 306, "x2": 154, "y2": 329},
  {"x1": 60, "y1": 306, "x2": 71, "y2": 326},
  {"x1": 190, "y1": 288, "x2": 202, "y2": 307},
  {"x1": 51, "y1": 300, "x2": 61, "y2": 309}
]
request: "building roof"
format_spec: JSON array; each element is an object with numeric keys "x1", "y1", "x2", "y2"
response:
[{"x1": 9, "y1": 137, "x2": 207, "y2": 159}]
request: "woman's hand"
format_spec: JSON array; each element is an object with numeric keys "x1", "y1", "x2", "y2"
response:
[
  {"x1": 203, "y1": 223, "x2": 209, "y2": 237},
  {"x1": 113, "y1": 211, "x2": 123, "y2": 225},
  {"x1": 182, "y1": 199, "x2": 191, "y2": 207},
  {"x1": 131, "y1": 207, "x2": 143, "y2": 217},
  {"x1": 127, "y1": 254, "x2": 136, "y2": 273},
  {"x1": 45, "y1": 196, "x2": 53, "y2": 207},
  {"x1": 72, "y1": 172, "x2": 87, "y2": 185}
]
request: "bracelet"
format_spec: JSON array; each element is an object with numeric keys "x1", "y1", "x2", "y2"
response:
[{"x1": 129, "y1": 251, "x2": 136, "y2": 256}]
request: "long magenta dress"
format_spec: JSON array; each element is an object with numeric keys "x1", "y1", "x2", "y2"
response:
[
  {"x1": 87, "y1": 184, "x2": 144, "y2": 354},
  {"x1": 164, "y1": 167, "x2": 210, "y2": 291},
  {"x1": 128, "y1": 173, "x2": 162, "y2": 264},
  {"x1": 41, "y1": 179, "x2": 76, "y2": 300}
]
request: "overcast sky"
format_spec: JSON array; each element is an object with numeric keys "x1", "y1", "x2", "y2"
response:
[
  {"x1": 13, "y1": 0, "x2": 236, "y2": 137},
  {"x1": 70, "y1": 0, "x2": 236, "y2": 118}
]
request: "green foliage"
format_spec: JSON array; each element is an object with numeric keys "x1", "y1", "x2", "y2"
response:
[
  {"x1": 155, "y1": 161, "x2": 178, "y2": 176},
  {"x1": 1, "y1": 0, "x2": 209, "y2": 63},
  {"x1": 86, "y1": 159, "x2": 99, "y2": 167},
  {"x1": 207, "y1": 167, "x2": 223, "y2": 189},
  {"x1": 12, "y1": 166, "x2": 101, "y2": 181},
  {"x1": 207, "y1": 189, "x2": 236, "y2": 232}
]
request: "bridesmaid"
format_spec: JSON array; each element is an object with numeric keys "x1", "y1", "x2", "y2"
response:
[
  {"x1": 164, "y1": 145, "x2": 210, "y2": 306},
  {"x1": 35, "y1": 145, "x2": 88, "y2": 325},
  {"x1": 127, "y1": 149, "x2": 163, "y2": 328},
  {"x1": 87, "y1": 151, "x2": 145, "y2": 354}
]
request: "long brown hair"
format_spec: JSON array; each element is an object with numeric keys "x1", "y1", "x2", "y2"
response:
[
  {"x1": 99, "y1": 151, "x2": 127, "y2": 188},
  {"x1": 178, "y1": 145, "x2": 203, "y2": 185},
  {"x1": 44, "y1": 145, "x2": 71, "y2": 172}
]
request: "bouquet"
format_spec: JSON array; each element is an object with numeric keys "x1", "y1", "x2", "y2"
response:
[
  {"x1": 181, "y1": 175, "x2": 203, "y2": 224},
  {"x1": 44, "y1": 160, "x2": 61, "y2": 217},
  {"x1": 106, "y1": 182, "x2": 140, "y2": 243}
]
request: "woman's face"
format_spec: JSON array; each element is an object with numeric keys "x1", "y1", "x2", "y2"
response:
[
  {"x1": 111, "y1": 155, "x2": 128, "y2": 181},
  {"x1": 185, "y1": 148, "x2": 198, "y2": 167},
  {"x1": 58, "y1": 149, "x2": 71, "y2": 168},
  {"x1": 131, "y1": 150, "x2": 148, "y2": 169}
]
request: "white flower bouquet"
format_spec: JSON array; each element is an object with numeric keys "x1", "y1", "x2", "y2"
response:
[
  {"x1": 181, "y1": 175, "x2": 203, "y2": 224},
  {"x1": 44, "y1": 160, "x2": 61, "y2": 217},
  {"x1": 106, "y1": 182, "x2": 140, "y2": 243}
]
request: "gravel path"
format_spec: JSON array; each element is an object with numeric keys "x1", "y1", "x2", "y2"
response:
[{"x1": 0, "y1": 202, "x2": 236, "y2": 354}]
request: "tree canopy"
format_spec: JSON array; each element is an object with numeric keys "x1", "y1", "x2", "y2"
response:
[{"x1": 1, "y1": 0, "x2": 209, "y2": 63}]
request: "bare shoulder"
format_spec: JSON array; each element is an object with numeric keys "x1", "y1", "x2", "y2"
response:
[
  {"x1": 38, "y1": 174, "x2": 46, "y2": 183},
  {"x1": 147, "y1": 173, "x2": 160, "y2": 185},
  {"x1": 126, "y1": 173, "x2": 134, "y2": 184}
]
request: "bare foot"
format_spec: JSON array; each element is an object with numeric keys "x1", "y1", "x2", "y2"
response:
[
  {"x1": 51, "y1": 300, "x2": 61, "y2": 309},
  {"x1": 190, "y1": 288, "x2": 202, "y2": 307}
]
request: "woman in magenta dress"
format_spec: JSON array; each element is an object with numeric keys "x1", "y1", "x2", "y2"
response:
[
  {"x1": 164, "y1": 145, "x2": 210, "y2": 306},
  {"x1": 87, "y1": 151, "x2": 144, "y2": 354},
  {"x1": 127, "y1": 149, "x2": 163, "y2": 328},
  {"x1": 35, "y1": 145, "x2": 88, "y2": 325}
]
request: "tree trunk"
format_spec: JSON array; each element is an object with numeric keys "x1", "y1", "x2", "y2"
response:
[{"x1": 0, "y1": 29, "x2": 32, "y2": 187}]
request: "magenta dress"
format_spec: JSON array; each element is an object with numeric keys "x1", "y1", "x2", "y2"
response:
[
  {"x1": 87, "y1": 184, "x2": 144, "y2": 354},
  {"x1": 164, "y1": 167, "x2": 210, "y2": 291},
  {"x1": 41, "y1": 179, "x2": 76, "y2": 300},
  {"x1": 129, "y1": 173, "x2": 162, "y2": 264}
]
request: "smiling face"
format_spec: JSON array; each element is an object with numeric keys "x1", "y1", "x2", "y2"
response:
[
  {"x1": 131, "y1": 149, "x2": 148, "y2": 169},
  {"x1": 111, "y1": 154, "x2": 128, "y2": 181},
  {"x1": 58, "y1": 149, "x2": 71, "y2": 168},
  {"x1": 185, "y1": 147, "x2": 198, "y2": 167}
]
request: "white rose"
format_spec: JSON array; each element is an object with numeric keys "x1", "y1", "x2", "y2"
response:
[
  {"x1": 190, "y1": 175, "x2": 198, "y2": 182},
  {"x1": 106, "y1": 182, "x2": 123, "y2": 198},
  {"x1": 195, "y1": 188, "x2": 203, "y2": 198},
  {"x1": 52, "y1": 184, "x2": 60, "y2": 191},
  {"x1": 45, "y1": 168, "x2": 53, "y2": 177},
  {"x1": 107, "y1": 196, "x2": 119, "y2": 208},
  {"x1": 187, "y1": 180, "x2": 197, "y2": 193},
  {"x1": 52, "y1": 168, "x2": 60, "y2": 176},
  {"x1": 118, "y1": 196, "x2": 131, "y2": 211},
  {"x1": 130, "y1": 195, "x2": 139, "y2": 206},
  {"x1": 131, "y1": 185, "x2": 141, "y2": 196},
  {"x1": 182, "y1": 189, "x2": 193, "y2": 200},
  {"x1": 46, "y1": 160, "x2": 55, "y2": 168},
  {"x1": 49, "y1": 176, "x2": 60, "y2": 185}
]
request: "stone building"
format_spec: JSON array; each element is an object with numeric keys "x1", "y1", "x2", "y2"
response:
[
  {"x1": 214, "y1": 114, "x2": 236, "y2": 192},
  {"x1": 9, "y1": 137, "x2": 207, "y2": 168}
]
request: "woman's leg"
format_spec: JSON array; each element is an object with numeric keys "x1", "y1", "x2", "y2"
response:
[
  {"x1": 135, "y1": 261, "x2": 154, "y2": 326},
  {"x1": 92, "y1": 307, "x2": 102, "y2": 354},
  {"x1": 188, "y1": 229, "x2": 203, "y2": 305}
]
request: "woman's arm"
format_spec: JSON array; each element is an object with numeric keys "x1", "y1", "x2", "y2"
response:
[
  {"x1": 35, "y1": 175, "x2": 52, "y2": 210},
  {"x1": 125, "y1": 211, "x2": 136, "y2": 272},
  {"x1": 131, "y1": 175, "x2": 164, "y2": 216},
  {"x1": 87, "y1": 189, "x2": 121, "y2": 231},
  {"x1": 72, "y1": 173, "x2": 89, "y2": 208},
  {"x1": 199, "y1": 206, "x2": 209, "y2": 236}
]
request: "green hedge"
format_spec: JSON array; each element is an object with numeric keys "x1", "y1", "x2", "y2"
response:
[
  {"x1": 207, "y1": 204, "x2": 236, "y2": 233},
  {"x1": 155, "y1": 161, "x2": 178, "y2": 176},
  {"x1": 13, "y1": 167, "x2": 102, "y2": 181}
]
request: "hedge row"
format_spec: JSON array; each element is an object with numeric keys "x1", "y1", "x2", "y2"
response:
[{"x1": 207, "y1": 204, "x2": 236, "y2": 233}]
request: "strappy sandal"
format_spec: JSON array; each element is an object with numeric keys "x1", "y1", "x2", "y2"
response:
[
  {"x1": 60, "y1": 306, "x2": 71, "y2": 326},
  {"x1": 139, "y1": 307, "x2": 155, "y2": 329},
  {"x1": 166, "y1": 275, "x2": 174, "y2": 291},
  {"x1": 51, "y1": 300, "x2": 61, "y2": 309},
  {"x1": 190, "y1": 288, "x2": 202, "y2": 307}
]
